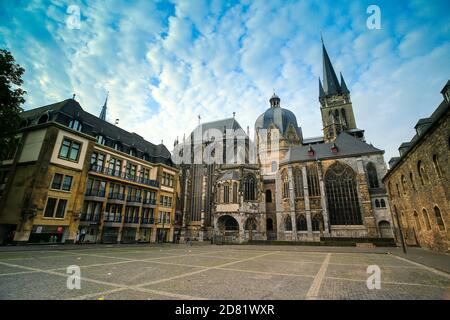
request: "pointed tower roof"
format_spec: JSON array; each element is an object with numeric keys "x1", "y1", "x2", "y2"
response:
[
  {"x1": 340, "y1": 72, "x2": 350, "y2": 94},
  {"x1": 99, "y1": 92, "x2": 108, "y2": 121},
  {"x1": 322, "y1": 42, "x2": 341, "y2": 96},
  {"x1": 319, "y1": 78, "x2": 326, "y2": 98}
]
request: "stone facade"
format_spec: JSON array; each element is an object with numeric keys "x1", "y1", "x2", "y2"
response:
[{"x1": 383, "y1": 81, "x2": 450, "y2": 253}]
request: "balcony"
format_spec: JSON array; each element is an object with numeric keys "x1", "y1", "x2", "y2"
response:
[
  {"x1": 143, "y1": 199, "x2": 156, "y2": 205},
  {"x1": 90, "y1": 165, "x2": 159, "y2": 188},
  {"x1": 108, "y1": 192, "x2": 125, "y2": 201},
  {"x1": 141, "y1": 217, "x2": 154, "y2": 225},
  {"x1": 85, "y1": 189, "x2": 106, "y2": 199},
  {"x1": 80, "y1": 213, "x2": 100, "y2": 222},
  {"x1": 124, "y1": 216, "x2": 139, "y2": 224},
  {"x1": 103, "y1": 213, "x2": 122, "y2": 223}
]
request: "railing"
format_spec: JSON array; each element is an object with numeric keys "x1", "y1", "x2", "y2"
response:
[
  {"x1": 143, "y1": 199, "x2": 156, "y2": 205},
  {"x1": 141, "y1": 217, "x2": 154, "y2": 224},
  {"x1": 80, "y1": 213, "x2": 100, "y2": 222},
  {"x1": 85, "y1": 188, "x2": 106, "y2": 197},
  {"x1": 103, "y1": 213, "x2": 122, "y2": 222},
  {"x1": 127, "y1": 195, "x2": 142, "y2": 203},
  {"x1": 108, "y1": 192, "x2": 125, "y2": 200},
  {"x1": 157, "y1": 218, "x2": 171, "y2": 224},
  {"x1": 90, "y1": 164, "x2": 159, "y2": 187},
  {"x1": 124, "y1": 216, "x2": 139, "y2": 223}
]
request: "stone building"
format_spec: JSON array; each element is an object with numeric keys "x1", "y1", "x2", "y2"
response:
[
  {"x1": 383, "y1": 80, "x2": 449, "y2": 253},
  {"x1": 0, "y1": 97, "x2": 179, "y2": 245},
  {"x1": 178, "y1": 42, "x2": 394, "y2": 243}
]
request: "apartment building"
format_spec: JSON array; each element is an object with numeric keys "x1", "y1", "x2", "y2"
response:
[{"x1": 0, "y1": 98, "x2": 178, "y2": 245}]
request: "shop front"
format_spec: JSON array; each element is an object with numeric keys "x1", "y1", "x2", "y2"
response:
[
  {"x1": 102, "y1": 227, "x2": 119, "y2": 243},
  {"x1": 121, "y1": 227, "x2": 137, "y2": 243},
  {"x1": 28, "y1": 225, "x2": 68, "y2": 244},
  {"x1": 138, "y1": 228, "x2": 152, "y2": 243}
]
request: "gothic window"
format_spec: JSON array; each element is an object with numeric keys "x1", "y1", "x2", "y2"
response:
[
  {"x1": 294, "y1": 168, "x2": 304, "y2": 197},
  {"x1": 284, "y1": 215, "x2": 292, "y2": 231},
  {"x1": 396, "y1": 183, "x2": 401, "y2": 197},
  {"x1": 380, "y1": 199, "x2": 386, "y2": 208},
  {"x1": 375, "y1": 199, "x2": 380, "y2": 208},
  {"x1": 282, "y1": 170, "x2": 289, "y2": 198},
  {"x1": 417, "y1": 160, "x2": 428, "y2": 185},
  {"x1": 325, "y1": 162, "x2": 362, "y2": 225},
  {"x1": 307, "y1": 164, "x2": 320, "y2": 197},
  {"x1": 266, "y1": 218, "x2": 273, "y2": 231},
  {"x1": 232, "y1": 182, "x2": 238, "y2": 203},
  {"x1": 297, "y1": 215, "x2": 307, "y2": 231},
  {"x1": 410, "y1": 172, "x2": 415, "y2": 191},
  {"x1": 265, "y1": 189, "x2": 272, "y2": 203},
  {"x1": 244, "y1": 174, "x2": 256, "y2": 201},
  {"x1": 401, "y1": 174, "x2": 407, "y2": 194},
  {"x1": 432, "y1": 154, "x2": 442, "y2": 178},
  {"x1": 388, "y1": 182, "x2": 394, "y2": 198},
  {"x1": 414, "y1": 211, "x2": 421, "y2": 231},
  {"x1": 366, "y1": 162, "x2": 379, "y2": 188},
  {"x1": 341, "y1": 108, "x2": 347, "y2": 125},
  {"x1": 223, "y1": 183, "x2": 230, "y2": 203},
  {"x1": 422, "y1": 208, "x2": 431, "y2": 230},
  {"x1": 434, "y1": 206, "x2": 445, "y2": 231},
  {"x1": 334, "y1": 109, "x2": 340, "y2": 121},
  {"x1": 312, "y1": 214, "x2": 323, "y2": 231}
]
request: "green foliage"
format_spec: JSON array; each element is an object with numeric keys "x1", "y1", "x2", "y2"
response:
[{"x1": 0, "y1": 49, "x2": 26, "y2": 160}]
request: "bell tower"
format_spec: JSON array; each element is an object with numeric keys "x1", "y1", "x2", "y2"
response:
[{"x1": 319, "y1": 41, "x2": 363, "y2": 142}]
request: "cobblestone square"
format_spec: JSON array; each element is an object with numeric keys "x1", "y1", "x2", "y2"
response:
[{"x1": 0, "y1": 244, "x2": 448, "y2": 300}]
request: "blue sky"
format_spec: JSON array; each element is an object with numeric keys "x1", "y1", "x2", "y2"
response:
[{"x1": 1, "y1": 0, "x2": 449, "y2": 162}]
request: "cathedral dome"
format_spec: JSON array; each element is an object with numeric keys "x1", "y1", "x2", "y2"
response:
[{"x1": 255, "y1": 94, "x2": 302, "y2": 140}]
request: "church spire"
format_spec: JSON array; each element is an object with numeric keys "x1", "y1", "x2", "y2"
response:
[
  {"x1": 340, "y1": 72, "x2": 350, "y2": 94},
  {"x1": 319, "y1": 78, "x2": 325, "y2": 98},
  {"x1": 99, "y1": 91, "x2": 108, "y2": 121},
  {"x1": 322, "y1": 41, "x2": 341, "y2": 96}
]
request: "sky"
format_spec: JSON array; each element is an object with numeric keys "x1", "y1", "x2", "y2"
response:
[{"x1": 0, "y1": 0, "x2": 449, "y2": 162}]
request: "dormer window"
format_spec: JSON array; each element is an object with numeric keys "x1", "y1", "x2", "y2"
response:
[
  {"x1": 69, "y1": 119, "x2": 82, "y2": 132},
  {"x1": 114, "y1": 142, "x2": 121, "y2": 151},
  {"x1": 96, "y1": 135, "x2": 106, "y2": 145},
  {"x1": 331, "y1": 143, "x2": 338, "y2": 153},
  {"x1": 308, "y1": 145, "x2": 315, "y2": 156},
  {"x1": 38, "y1": 112, "x2": 49, "y2": 124},
  {"x1": 129, "y1": 148, "x2": 136, "y2": 157}
]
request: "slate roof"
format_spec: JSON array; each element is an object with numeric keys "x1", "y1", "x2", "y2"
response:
[
  {"x1": 20, "y1": 99, "x2": 173, "y2": 166},
  {"x1": 385, "y1": 94, "x2": 449, "y2": 175},
  {"x1": 281, "y1": 132, "x2": 382, "y2": 164}
]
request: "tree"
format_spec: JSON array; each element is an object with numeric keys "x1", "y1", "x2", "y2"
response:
[{"x1": 0, "y1": 49, "x2": 26, "y2": 160}]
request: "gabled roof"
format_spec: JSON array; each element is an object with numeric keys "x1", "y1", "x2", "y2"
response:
[{"x1": 281, "y1": 132, "x2": 382, "y2": 164}]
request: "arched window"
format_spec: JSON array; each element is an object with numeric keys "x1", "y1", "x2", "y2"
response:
[
  {"x1": 401, "y1": 174, "x2": 407, "y2": 194},
  {"x1": 307, "y1": 164, "x2": 320, "y2": 197},
  {"x1": 282, "y1": 170, "x2": 289, "y2": 198},
  {"x1": 341, "y1": 108, "x2": 347, "y2": 125},
  {"x1": 244, "y1": 175, "x2": 256, "y2": 201},
  {"x1": 434, "y1": 206, "x2": 445, "y2": 231},
  {"x1": 297, "y1": 215, "x2": 307, "y2": 231},
  {"x1": 422, "y1": 209, "x2": 431, "y2": 230},
  {"x1": 375, "y1": 199, "x2": 380, "y2": 208},
  {"x1": 396, "y1": 183, "x2": 401, "y2": 197},
  {"x1": 380, "y1": 199, "x2": 386, "y2": 208},
  {"x1": 294, "y1": 168, "x2": 304, "y2": 198},
  {"x1": 69, "y1": 119, "x2": 82, "y2": 131},
  {"x1": 232, "y1": 182, "x2": 238, "y2": 203},
  {"x1": 366, "y1": 162, "x2": 379, "y2": 188},
  {"x1": 266, "y1": 218, "x2": 273, "y2": 231},
  {"x1": 325, "y1": 162, "x2": 362, "y2": 225},
  {"x1": 245, "y1": 218, "x2": 257, "y2": 231},
  {"x1": 413, "y1": 211, "x2": 421, "y2": 231},
  {"x1": 284, "y1": 215, "x2": 292, "y2": 231},
  {"x1": 388, "y1": 182, "x2": 394, "y2": 198},
  {"x1": 432, "y1": 154, "x2": 442, "y2": 178},
  {"x1": 417, "y1": 160, "x2": 428, "y2": 185},
  {"x1": 223, "y1": 183, "x2": 230, "y2": 203},
  {"x1": 312, "y1": 214, "x2": 323, "y2": 231},
  {"x1": 265, "y1": 189, "x2": 272, "y2": 203},
  {"x1": 334, "y1": 109, "x2": 340, "y2": 122},
  {"x1": 409, "y1": 172, "x2": 415, "y2": 191}
]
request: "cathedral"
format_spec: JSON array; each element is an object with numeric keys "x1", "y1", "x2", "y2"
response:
[{"x1": 178, "y1": 42, "x2": 393, "y2": 243}]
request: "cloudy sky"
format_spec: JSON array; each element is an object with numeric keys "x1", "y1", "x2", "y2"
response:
[{"x1": 1, "y1": 0, "x2": 449, "y2": 162}]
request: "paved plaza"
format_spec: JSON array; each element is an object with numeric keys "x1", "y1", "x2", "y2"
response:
[{"x1": 0, "y1": 244, "x2": 448, "y2": 300}]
